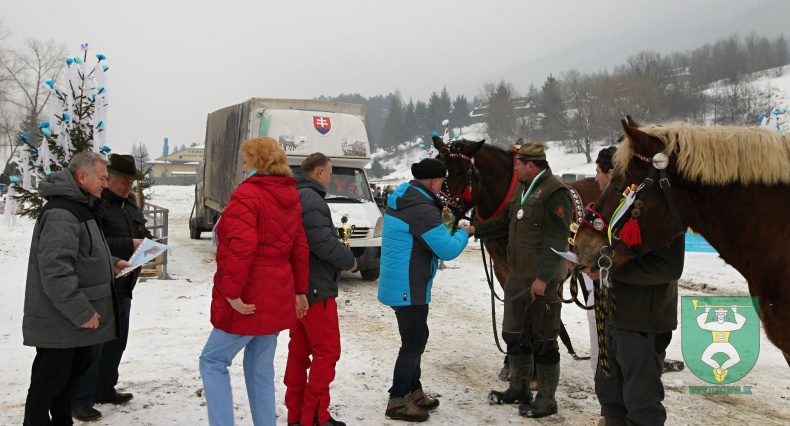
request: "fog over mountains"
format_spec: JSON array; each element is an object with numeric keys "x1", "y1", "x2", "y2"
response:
[{"x1": 463, "y1": 0, "x2": 789, "y2": 97}]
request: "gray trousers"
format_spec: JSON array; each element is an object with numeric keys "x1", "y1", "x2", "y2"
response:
[{"x1": 595, "y1": 324, "x2": 672, "y2": 426}]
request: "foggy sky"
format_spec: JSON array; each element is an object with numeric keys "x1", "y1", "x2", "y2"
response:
[{"x1": 2, "y1": 0, "x2": 768, "y2": 155}]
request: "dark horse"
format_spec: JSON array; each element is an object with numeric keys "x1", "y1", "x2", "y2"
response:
[
  {"x1": 574, "y1": 116, "x2": 790, "y2": 367},
  {"x1": 433, "y1": 135, "x2": 603, "y2": 375},
  {"x1": 432, "y1": 136, "x2": 602, "y2": 289}
]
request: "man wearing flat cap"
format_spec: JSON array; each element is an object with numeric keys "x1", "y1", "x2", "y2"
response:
[
  {"x1": 72, "y1": 154, "x2": 153, "y2": 421},
  {"x1": 378, "y1": 158, "x2": 472, "y2": 422},
  {"x1": 466, "y1": 142, "x2": 573, "y2": 419}
]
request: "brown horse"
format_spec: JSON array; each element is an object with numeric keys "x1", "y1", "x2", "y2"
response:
[
  {"x1": 432, "y1": 136, "x2": 602, "y2": 291},
  {"x1": 573, "y1": 116, "x2": 790, "y2": 366}
]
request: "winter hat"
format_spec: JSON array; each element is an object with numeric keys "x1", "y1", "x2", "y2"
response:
[
  {"x1": 516, "y1": 142, "x2": 546, "y2": 161},
  {"x1": 411, "y1": 158, "x2": 447, "y2": 179},
  {"x1": 107, "y1": 154, "x2": 145, "y2": 180}
]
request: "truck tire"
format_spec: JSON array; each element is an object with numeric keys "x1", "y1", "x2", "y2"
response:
[
  {"x1": 189, "y1": 219, "x2": 201, "y2": 240},
  {"x1": 360, "y1": 266, "x2": 380, "y2": 281}
]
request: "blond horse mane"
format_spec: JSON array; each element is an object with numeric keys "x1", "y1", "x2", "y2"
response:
[{"x1": 614, "y1": 122, "x2": 790, "y2": 185}]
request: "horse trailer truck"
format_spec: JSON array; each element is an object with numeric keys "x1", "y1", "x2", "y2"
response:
[{"x1": 190, "y1": 98, "x2": 383, "y2": 281}]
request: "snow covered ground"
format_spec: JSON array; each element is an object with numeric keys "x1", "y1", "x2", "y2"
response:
[{"x1": 2, "y1": 155, "x2": 789, "y2": 425}]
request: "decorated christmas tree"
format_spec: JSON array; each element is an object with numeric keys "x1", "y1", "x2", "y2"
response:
[{"x1": 10, "y1": 43, "x2": 111, "y2": 219}]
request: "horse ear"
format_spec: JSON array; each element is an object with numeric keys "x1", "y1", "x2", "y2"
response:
[
  {"x1": 432, "y1": 135, "x2": 445, "y2": 150},
  {"x1": 621, "y1": 118, "x2": 662, "y2": 157},
  {"x1": 624, "y1": 115, "x2": 641, "y2": 128},
  {"x1": 465, "y1": 139, "x2": 486, "y2": 157}
]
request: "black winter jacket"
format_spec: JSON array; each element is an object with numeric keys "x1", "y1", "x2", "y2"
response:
[
  {"x1": 295, "y1": 171, "x2": 356, "y2": 305},
  {"x1": 100, "y1": 189, "x2": 152, "y2": 300}
]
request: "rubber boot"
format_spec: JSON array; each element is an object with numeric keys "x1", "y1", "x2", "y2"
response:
[
  {"x1": 488, "y1": 354, "x2": 533, "y2": 405},
  {"x1": 519, "y1": 361, "x2": 559, "y2": 418}
]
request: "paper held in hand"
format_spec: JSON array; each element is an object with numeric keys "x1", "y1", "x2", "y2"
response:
[
  {"x1": 116, "y1": 238, "x2": 170, "y2": 278},
  {"x1": 551, "y1": 247, "x2": 578, "y2": 264}
]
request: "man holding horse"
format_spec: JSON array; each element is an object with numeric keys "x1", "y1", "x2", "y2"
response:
[
  {"x1": 466, "y1": 142, "x2": 573, "y2": 419},
  {"x1": 378, "y1": 158, "x2": 471, "y2": 423}
]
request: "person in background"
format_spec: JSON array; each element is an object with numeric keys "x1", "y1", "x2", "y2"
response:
[
  {"x1": 284, "y1": 153, "x2": 357, "y2": 426},
  {"x1": 378, "y1": 158, "x2": 471, "y2": 423},
  {"x1": 71, "y1": 154, "x2": 153, "y2": 421},
  {"x1": 583, "y1": 146, "x2": 617, "y2": 373},
  {"x1": 199, "y1": 137, "x2": 309, "y2": 426},
  {"x1": 23, "y1": 151, "x2": 130, "y2": 426}
]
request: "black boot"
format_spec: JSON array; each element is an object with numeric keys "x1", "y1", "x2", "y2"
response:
[
  {"x1": 488, "y1": 354, "x2": 533, "y2": 405},
  {"x1": 519, "y1": 361, "x2": 559, "y2": 418}
]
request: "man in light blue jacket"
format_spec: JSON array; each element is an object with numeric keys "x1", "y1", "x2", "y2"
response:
[{"x1": 378, "y1": 158, "x2": 471, "y2": 422}]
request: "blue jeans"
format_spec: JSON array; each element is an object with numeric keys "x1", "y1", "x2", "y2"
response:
[
  {"x1": 199, "y1": 328, "x2": 279, "y2": 426},
  {"x1": 388, "y1": 304, "x2": 429, "y2": 397},
  {"x1": 73, "y1": 297, "x2": 132, "y2": 408}
]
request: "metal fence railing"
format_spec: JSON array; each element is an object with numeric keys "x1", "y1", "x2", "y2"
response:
[{"x1": 141, "y1": 203, "x2": 170, "y2": 279}]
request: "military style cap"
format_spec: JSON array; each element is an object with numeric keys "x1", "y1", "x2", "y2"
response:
[{"x1": 515, "y1": 142, "x2": 546, "y2": 161}]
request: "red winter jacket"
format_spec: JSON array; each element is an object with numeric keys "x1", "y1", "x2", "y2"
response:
[{"x1": 210, "y1": 175, "x2": 309, "y2": 336}]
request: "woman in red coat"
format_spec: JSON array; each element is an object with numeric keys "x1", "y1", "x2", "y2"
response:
[{"x1": 199, "y1": 137, "x2": 309, "y2": 426}]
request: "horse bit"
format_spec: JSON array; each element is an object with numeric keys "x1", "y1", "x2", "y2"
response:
[{"x1": 436, "y1": 142, "x2": 479, "y2": 222}]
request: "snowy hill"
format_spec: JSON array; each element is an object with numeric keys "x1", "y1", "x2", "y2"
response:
[{"x1": 372, "y1": 65, "x2": 790, "y2": 186}]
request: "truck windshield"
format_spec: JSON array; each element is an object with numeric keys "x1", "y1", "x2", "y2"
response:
[
  {"x1": 327, "y1": 167, "x2": 372, "y2": 202},
  {"x1": 290, "y1": 166, "x2": 373, "y2": 202}
]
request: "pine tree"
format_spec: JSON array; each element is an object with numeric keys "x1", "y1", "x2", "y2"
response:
[
  {"x1": 538, "y1": 74, "x2": 567, "y2": 140},
  {"x1": 380, "y1": 91, "x2": 404, "y2": 151},
  {"x1": 12, "y1": 44, "x2": 110, "y2": 218},
  {"x1": 450, "y1": 95, "x2": 471, "y2": 129}
]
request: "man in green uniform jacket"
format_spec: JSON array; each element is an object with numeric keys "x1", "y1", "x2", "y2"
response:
[{"x1": 466, "y1": 142, "x2": 573, "y2": 418}]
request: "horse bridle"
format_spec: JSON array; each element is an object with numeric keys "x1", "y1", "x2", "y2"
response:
[
  {"x1": 436, "y1": 141, "x2": 480, "y2": 221},
  {"x1": 581, "y1": 150, "x2": 685, "y2": 248}
]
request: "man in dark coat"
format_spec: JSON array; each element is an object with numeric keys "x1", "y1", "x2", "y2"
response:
[
  {"x1": 72, "y1": 154, "x2": 152, "y2": 421},
  {"x1": 23, "y1": 151, "x2": 129, "y2": 426},
  {"x1": 284, "y1": 153, "x2": 356, "y2": 426}
]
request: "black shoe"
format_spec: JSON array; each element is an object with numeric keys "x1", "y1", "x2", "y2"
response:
[
  {"x1": 94, "y1": 392, "x2": 134, "y2": 405},
  {"x1": 318, "y1": 417, "x2": 346, "y2": 426},
  {"x1": 72, "y1": 406, "x2": 102, "y2": 422}
]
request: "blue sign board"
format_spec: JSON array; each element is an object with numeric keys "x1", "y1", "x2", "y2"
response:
[{"x1": 685, "y1": 232, "x2": 717, "y2": 253}]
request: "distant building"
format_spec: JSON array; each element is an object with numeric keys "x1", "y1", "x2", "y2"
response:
[{"x1": 147, "y1": 145, "x2": 204, "y2": 185}]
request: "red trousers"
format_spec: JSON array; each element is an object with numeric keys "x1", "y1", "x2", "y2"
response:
[{"x1": 284, "y1": 297, "x2": 341, "y2": 426}]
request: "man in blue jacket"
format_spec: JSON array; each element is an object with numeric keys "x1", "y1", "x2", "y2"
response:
[{"x1": 378, "y1": 158, "x2": 471, "y2": 423}]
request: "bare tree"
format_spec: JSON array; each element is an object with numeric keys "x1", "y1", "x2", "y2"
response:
[
  {"x1": 562, "y1": 70, "x2": 602, "y2": 163},
  {"x1": 0, "y1": 37, "x2": 65, "y2": 145}
]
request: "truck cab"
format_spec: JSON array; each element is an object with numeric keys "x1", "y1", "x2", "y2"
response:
[{"x1": 190, "y1": 98, "x2": 383, "y2": 281}]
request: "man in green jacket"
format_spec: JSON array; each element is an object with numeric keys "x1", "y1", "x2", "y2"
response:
[
  {"x1": 466, "y1": 142, "x2": 573, "y2": 419},
  {"x1": 593, "y1": 237, "x2": 685, "y2": 426}
]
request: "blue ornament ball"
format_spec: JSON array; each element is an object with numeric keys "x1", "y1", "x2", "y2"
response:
[
  {"x1": 42, "y1": 128, "x2": 52, "y2": 136},
  {"x1": 758, "y1": 114, "x2": 764, "y2": 120},
  {"x1": 431, "y1": 131, "x2": 438, "y2": 137},
  {"x1": 419, "y1": 144, "x2": 425, "y2": 149}
]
